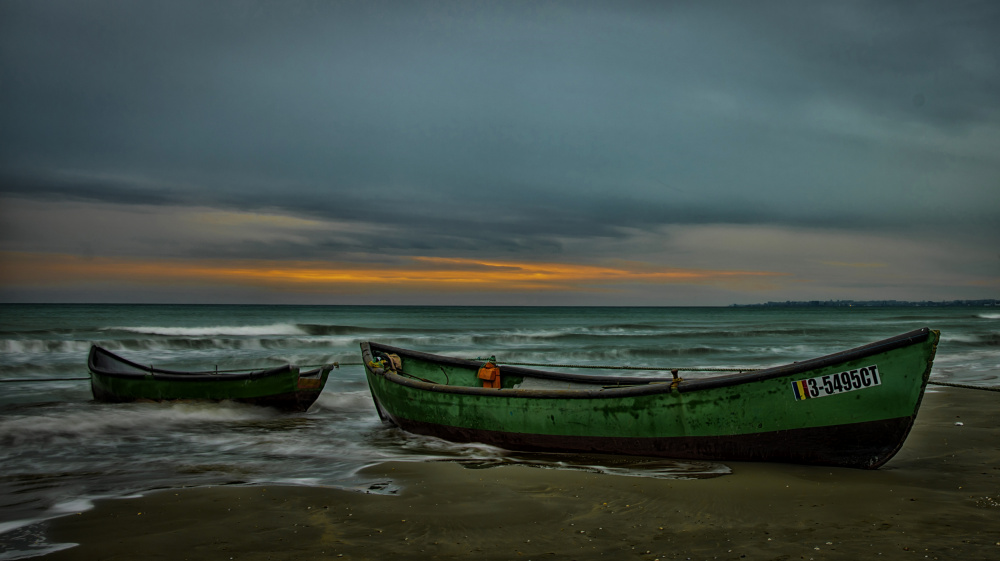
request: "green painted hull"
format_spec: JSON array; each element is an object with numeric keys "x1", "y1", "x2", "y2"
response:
[
  {"x1": 362, "y1": 328, "x2": 939, "y2": 468},
  {"x1": 88, "y1": 346, "x2": 331, "y2": 412}
]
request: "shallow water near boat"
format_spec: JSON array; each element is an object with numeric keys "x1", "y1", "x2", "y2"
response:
[{"x1": 35, "y1": 386, "x2": 1000, "y2": 561}]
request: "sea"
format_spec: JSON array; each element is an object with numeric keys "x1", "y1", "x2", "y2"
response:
[{"x1": 1, "y1": 304, "x2": 997, "y2": 558}]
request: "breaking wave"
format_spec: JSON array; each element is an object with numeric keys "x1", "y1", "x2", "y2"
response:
[{"x1": 110, "y1": 323, "x2": 308, "y2": 337}]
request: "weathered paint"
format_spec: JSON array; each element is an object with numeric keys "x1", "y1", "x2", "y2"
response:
[
  {"x1": 88, "y1": 346, "x2": 331, "y2": 412},
  {"x1": 362, "y1": 328, "x2": 939, "y2": 468}
]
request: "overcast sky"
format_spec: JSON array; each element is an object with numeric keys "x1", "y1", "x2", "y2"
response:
[{"x1": 1, "y1": 0, "x2": 998, "y2": 305}]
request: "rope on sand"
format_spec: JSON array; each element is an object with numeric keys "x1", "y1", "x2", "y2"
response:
[{"x1": 928, "y1": 380, "x2": 1000, "y2": 392}]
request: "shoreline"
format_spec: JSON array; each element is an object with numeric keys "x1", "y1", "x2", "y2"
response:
[{"x1": 38, "y1": 386, "x2": 1000, "y2": 561}]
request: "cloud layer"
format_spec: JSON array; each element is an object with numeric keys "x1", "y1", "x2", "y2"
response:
[{"x1": 1, "y1": 1, "x2": 998, "y2": 303}]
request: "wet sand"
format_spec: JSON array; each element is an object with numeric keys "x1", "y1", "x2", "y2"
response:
[{"x1": 42, "y1": 386, "x2": 1000, "y2": 561}]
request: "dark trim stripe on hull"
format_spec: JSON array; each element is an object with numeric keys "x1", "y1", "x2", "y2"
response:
[
  {"x1": 90, "y1": 381, "x2": 324, "y2": 412},
  {"x1": 383, "y1": 411, "x2": 917, "y2": 469}
]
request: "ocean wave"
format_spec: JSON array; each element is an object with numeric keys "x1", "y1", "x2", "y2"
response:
[
  {"x1": 298, "y1": 324, "x2": 448, "y2": 336},
  {"x1": 976, "y1": 313, "x2": 1000, "y2": 320},
  {"x1": 0, "y1": 327, "x2": 82, "y2": 337},
  {"x1": 940, "y1": 332, "x2": 1000, "y2": 347},
  {"x1": 0, "y1": 339, "x2": 94, "y2": 355},
  {"x1": 0, "y1": 403, "x2": 274, "y2": 446},
  {"x1": 460, "y1": 325, "x2": 842, "y2": 346},
  {"x1": 0, "y1": 361, "x2": 89, "y2": 378},
  {"x1": 105, "y1": 323, "x2": 454, "y2": 338},
  {"x1": 87, "y1": 337, "x2": 364, "y2": 355},
  {"x1": 313, "y1": 390, "x2": 376, "y2": 413},
  {"x1": 108, "y1": 323, "x2": 309, "y2": 337}
]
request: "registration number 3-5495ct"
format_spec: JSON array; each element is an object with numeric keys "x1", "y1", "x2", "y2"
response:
[{"x1": 791, "y1": 365, "x2": 881, "y2": 400}]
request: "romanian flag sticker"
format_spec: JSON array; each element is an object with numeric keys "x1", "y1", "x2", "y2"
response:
[{"x1": 792, "y1": 365, "x2": 881, "y2": 401}]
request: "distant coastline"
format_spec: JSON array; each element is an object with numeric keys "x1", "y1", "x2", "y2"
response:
[{"x1": 731, "y1": 299, "x2": 999, "y2": 308}]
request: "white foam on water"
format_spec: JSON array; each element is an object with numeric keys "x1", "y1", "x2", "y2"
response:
[
  {"x1": 264, "y1": 477, "x2": 324, "y2": 487},
  {"x1": 0, "y1": 542, "x2": 77, "y2": 561},
  {"x1": 313, "y1": 390, "x2": 373, "y2": 412},
  {"x1": 0, "y1": 511, "x2": 83, "y2": 561},
  {"x1": 110, "y1": 323, "x2": 307, "y2": 337},
  {"x1": 527, "y1": 459, "x2": 732, "y2": 480},
  {"x1": 0, "y1": 520, "x2": 39, "y2": 537},
  {"x1": 0, "y1": 402, "x2": 274, "y2": 445},
  {"x1": 49, "y1": 498, "x2": 94, "y2": 515},
  {"x1": 0, "y1": 340, "x2": 93, "y2": 354},
  {"x1": 941, "y1": 333, "x2": 986, "y2": 344}
]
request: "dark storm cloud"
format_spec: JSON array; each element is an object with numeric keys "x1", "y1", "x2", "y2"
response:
[
  {"x1": 0, "y1": 169, "x2": 183, "y2": 206},
  {"x1": 1, "y1": 0, "x2": 998, "y2": 262},
  {"x1": 700, "y1": 2, "x2": 1000, "y2": 125}
]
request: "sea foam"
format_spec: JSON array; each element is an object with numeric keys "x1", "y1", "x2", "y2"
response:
[{"x1": 109, "y1": 323, "x2": 308, "y2": 337}]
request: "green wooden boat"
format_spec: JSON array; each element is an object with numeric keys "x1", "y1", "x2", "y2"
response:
[
  {"x1": 361, "y1": 327, "x2": 939, "y2": 469},
  {"x1": 88, "y1": 346, "x2": 332, "y2": 412}
]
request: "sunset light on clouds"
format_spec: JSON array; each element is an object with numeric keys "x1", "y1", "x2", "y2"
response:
[{"x1": 0, "y1": 251, "x2": 789, "y2": 300}]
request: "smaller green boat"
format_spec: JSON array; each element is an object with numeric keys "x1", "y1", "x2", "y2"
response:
[
  {"x1": 361, "y1": 328, "x2": 939, "y2": 469},
  {"x1": 88, "y1": 346, "x2": 332, "y2": 412}
]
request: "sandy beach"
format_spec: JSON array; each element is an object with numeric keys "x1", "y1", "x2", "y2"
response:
[{"x1": 41, "y1": 385, "x2": 999, "y2": 561}]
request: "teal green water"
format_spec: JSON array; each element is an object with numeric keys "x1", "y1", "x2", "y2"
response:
[{"x1": 0, "y1": 304, "x2": 996, "y2": 556}]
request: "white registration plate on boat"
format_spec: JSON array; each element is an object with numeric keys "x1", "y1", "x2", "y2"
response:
[{"x1": 791, "y1": 365, "x2": 881, "y2": 400}]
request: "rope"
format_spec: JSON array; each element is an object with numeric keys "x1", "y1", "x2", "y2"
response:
[
  {"x1": 472, "y1": 358, "x2": 755, "y2": 372},
  {"x1": 146, "y1": 361, "x2": 367, "y2": 374},
  {"x1": 5, "y1": 364, "x2": 997, "y2": 393},
  {"x1": 928, "y1": 380, "x2": 1000, "y2": 392},
  {"x1": 178, "y1": 362, "x2": 361, "y2": 374},
  {"x1": 392, "y1": 368, "x2": 437, "y2": 385},
  {"x1": 476, "y1": 358, "x2": 1000, "y2": 393}
]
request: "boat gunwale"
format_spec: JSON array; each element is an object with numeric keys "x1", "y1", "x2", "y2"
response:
[
  {"x1": 363, "y1": 327, "x2": 934, "y2": 399},
  {"x1": 87, "y1": 345, "x2": 297, "y2": 383}
]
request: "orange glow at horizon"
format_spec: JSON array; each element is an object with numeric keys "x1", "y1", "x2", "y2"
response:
[{"x1": 0, "y1": 251, "x2": 789, "y2": 293}]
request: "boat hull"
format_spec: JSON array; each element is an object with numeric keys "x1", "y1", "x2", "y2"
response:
[
  {"x1": 88, "y1": 346, "x2": 331, "y2": 412},
  {"x1": 362, "y1": 328, "x2": 939, "y2": 468},
  {"x1": 381, "y1": 410, "x2": 914, "y2": 467}
]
